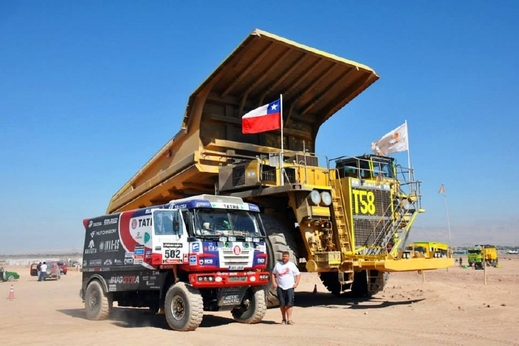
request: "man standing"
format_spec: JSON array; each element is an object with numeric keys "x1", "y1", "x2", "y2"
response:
[
  {"x1": 39, "y1": 262, "x2": 47, "y2": 282},
  {"x1": 271, "y1": 251, "x2": 301, "y2": 325}
]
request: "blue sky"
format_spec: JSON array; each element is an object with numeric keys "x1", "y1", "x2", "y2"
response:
[{"x1": 1, "y1": 1, "x2": 518, "y2": 254}]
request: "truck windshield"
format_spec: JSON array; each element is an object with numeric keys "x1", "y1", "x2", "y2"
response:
[{"x1": 194, "y1": 209, "x2": 262, "y2": 238}]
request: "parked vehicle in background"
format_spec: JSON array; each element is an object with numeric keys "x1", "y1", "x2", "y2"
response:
[
  {"x1": 0, "y1": 267, "x2": 20, "y2": 282},
  {"x1": 57, "y1": 260, "x2": 68, "y2": 275},
  {"x1": 30, "y1": 263, "x2": 39, "y2": 276},
  {"x1": 45, "y1": 262, "x2": 61, "y2": 280},
  {"x1": 468, "y1": 245, "x2": 498, "y2": 269}
]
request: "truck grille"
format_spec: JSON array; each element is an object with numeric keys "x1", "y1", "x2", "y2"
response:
[
  {"x1": 352, "y1": 188, "x2": 392, "y2": 247},
  {"x1": 221, "y1": 249, "x2": 251, "y2": 267}
]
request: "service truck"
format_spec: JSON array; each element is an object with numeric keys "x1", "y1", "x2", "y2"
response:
[
  {"x1": 80, "y1": 194, "x2": 270, "y2": 331},
  {"x1": 468, "y1": 245, "x2": 498, "y2": 269},
  {"x1": 104, "y1": 29, "x2": 453, "y2": 306}
]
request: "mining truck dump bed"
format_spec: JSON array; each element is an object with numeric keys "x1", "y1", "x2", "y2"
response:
[{"x1": 107, "y1": 29, "x2": 379, "y2": 214}]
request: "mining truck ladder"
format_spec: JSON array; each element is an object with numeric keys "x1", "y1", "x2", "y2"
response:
[
  {"x1": 329, "y1": 169, "x2": 354, "y2": 288},
  {"x1": 329, "y1": 169, "x2": 353, "y2": 255},
  {"x1": 364, "y1": 184, "x2": 420, "y2": 256}
]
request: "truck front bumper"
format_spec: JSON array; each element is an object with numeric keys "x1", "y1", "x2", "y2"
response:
[{"x1": 188, "y1": 271, "x2": 270, "y2": 288}]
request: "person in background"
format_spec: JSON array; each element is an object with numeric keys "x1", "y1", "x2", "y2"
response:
[
  {"x1": 37, "y1": 262, "x2": 42, "y2": 280},
  {"x1": 0, "y1": 264, "x2": 5, "y2": 281},
  {"x1": 39, "y1": 262, "x2": 47, "y2": 282},
  {"x1": 271, "y1": 251, "x2": 301, "y2": 325}
]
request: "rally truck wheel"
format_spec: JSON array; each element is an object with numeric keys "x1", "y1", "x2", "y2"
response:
[
  {"x1": 7, "y1": 275, "x2": 15, "y2": 282},
  {"x1": 85, "y1": 280, "x2": 113, "y2": 320},
  {"x1": 231, "y1": 288, "x2": 267, "y2": 324},
  {"x1": 261, "y1": 214, "x2": 299, "y2": 308},
  {"x1": 164, "y1": 282, "x2": 203, "y2": 331}
]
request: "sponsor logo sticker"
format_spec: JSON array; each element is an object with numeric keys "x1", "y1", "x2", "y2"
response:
[{"x1": 191, "y1": 242, "x2": 200, "y2": 253}]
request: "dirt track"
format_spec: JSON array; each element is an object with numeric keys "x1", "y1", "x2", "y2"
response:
[{"x1": 1, "y1": 259, "x2": 519, "y2": 346}]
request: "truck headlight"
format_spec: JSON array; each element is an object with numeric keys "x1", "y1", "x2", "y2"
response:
[
  {"x1": 308, "y1": 190, "x2": 321, "y2": 206},
  {"x1": 320, "y1": 191, "x2": 332, "y2": 206}
]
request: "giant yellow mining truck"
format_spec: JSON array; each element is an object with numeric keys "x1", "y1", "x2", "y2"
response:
[{"x1": 107, "y1": 29, "x2": 453, "y2": 304}]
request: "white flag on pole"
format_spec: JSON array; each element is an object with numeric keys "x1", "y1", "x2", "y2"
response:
[{"x1": 371, "y1": 122, "x2": 409, "y2": 155}]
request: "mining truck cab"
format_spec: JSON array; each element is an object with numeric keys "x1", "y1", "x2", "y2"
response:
[{"x1": 335, "y1": 154, "x2": 396, "y2": 181}]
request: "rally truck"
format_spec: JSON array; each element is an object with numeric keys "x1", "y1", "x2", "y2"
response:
[
  {"x1": 105, "y1": 29, "x2": 453, "y2": 306},
  {"x1": 80, "y1": 194, "x2": 270, "y2": 331}
]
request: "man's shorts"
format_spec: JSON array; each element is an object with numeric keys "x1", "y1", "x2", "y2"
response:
[{"x1": 277, "y1": 287, "x2": 295, "y2": 306}]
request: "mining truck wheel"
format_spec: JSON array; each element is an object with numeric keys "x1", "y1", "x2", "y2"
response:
[
  {"x1": 164, "y1": 282, "x2": 203, "y2": 331},
  {"x1": 366, "y1": 271, "x2": 389, "y2": 296},
  {"x1": 320, "y1": 270, "x2": 388, "y2": 297},
  {"x1": 319, "y1": 271, "x2": 343, "y2": 296},
  {"x1": 261, "y1": 214, "x2": 299, "y2": 308},
  {"x1": 261, "y1": 214, "x2": 299, "y2": 263},
  {"x1": 231, "y1": 287, "x2": 267, "y2": 324},
  {"x1": 85, "y1": 280, "x2": 113, "y2": 320},
  {"x1": 349, "y1": 270, "x2": 388, "y2": 297}
]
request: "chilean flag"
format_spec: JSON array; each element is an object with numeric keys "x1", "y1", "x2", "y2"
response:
[{"x1": 242, "y1": 99, "x2": 281, "y2": 134}]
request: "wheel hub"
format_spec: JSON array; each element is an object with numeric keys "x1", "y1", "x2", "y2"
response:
[{"x1": 171, "y1": 295, "x2": 186, "y2": 320}]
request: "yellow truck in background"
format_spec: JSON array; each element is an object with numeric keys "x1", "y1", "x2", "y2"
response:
[
  {"x1": 468, "y1": 245, "x2": 498, "y2": 269},
  {"x1": 106, "y1": 29, "x2": 454, "y2": 305}
]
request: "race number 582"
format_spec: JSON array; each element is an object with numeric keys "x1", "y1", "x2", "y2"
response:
[{"x1": 164, "y1": 249, "x2": 181, "y2": 259}]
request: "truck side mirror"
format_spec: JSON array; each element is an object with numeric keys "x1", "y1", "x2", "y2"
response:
[{"x1": 172, "y1": 214, "x2": 183, "y2": 235}]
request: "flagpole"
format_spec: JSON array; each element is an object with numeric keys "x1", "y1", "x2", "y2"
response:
[
  {"x1": 280, "y1": 94, "x2": 284, "y2": 185},
  {"x1": 405, "y1": 119, "x2": 413, "y2": 182},
  {"x1": 441, "y1": 185, "x2": 453, "y2": 246}
]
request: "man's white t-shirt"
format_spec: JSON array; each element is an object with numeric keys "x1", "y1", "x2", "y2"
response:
[
  {"x1": 40, "y1": 263, "x2": 47, "y2": 272},
  {"x1": 273, "y1": 261, "x2": 300, "y2": 290}
]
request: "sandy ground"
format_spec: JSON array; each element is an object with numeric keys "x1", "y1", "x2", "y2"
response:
[{"x1": 1, "y1": 257, "x2": 519, "y2": 346}]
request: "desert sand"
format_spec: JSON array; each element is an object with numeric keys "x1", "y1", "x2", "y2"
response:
[{"x1": 1, "y1": 257, "x2": 519, "y2": 346}]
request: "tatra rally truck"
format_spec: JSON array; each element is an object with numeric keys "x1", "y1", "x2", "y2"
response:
[{"x1": 80, "y1": 194, "x2": 270, "y2": 331}]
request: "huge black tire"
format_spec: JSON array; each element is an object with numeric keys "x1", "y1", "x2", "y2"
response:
[
  {"x1": 350, "y1": 270, "x2": 388, "y2": 297},
  {"x1": 320, "y1": 270, "x2": 388, "y2": 297},
  {"x1": 85, "y1": 280, "x2": 112, "y2": 320},
  {"x1": 231, "y1": 288, "x2": 267, "y2": 324},
  {"x1": 319, "y1": 271, "x2": 343, "y2": 296},
  {"x1": 164, "y1": 282, "x2": 203, "y2": 331},
  {"x1": 261, "y1": 214, "x2": 299, "y2": 308},
  {"x1": 261, "y1": 215, "x2": 299, "y2": 263}
]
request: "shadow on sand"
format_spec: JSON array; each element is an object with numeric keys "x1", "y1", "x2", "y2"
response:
[
  {"x1": 295, "y1": 290, "x2": 424, "y2": 310},
  {"x1": 57, "y1": 289, "x2": 420, "y2": 329},
  {"x1": 58, "y1": 306, "x2": 278, "y2": 330}
]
